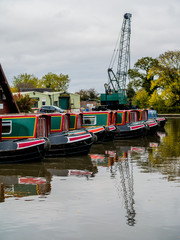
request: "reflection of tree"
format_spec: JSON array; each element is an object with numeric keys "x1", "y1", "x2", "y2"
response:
[{"x1": 136, "y1": 119, "x2": 180, "y2": 182}]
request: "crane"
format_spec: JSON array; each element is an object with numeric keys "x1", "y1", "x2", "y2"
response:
[{"x1": 100, "y1": 13, "x2": 132, "y2": 110}]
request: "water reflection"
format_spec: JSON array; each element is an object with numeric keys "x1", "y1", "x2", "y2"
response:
[
  {"x1": 90, "y1": 119, "x2": 180, "y2": 226},
  {"x1": 44, "y1": 155, "x2": 98, "y2": 179},
  {"x1": 0, "y1": 163, "x2": 51, "y2": 202},
  {"x1": 0, "y1": 155, "x2": 98, "y2": 203}
]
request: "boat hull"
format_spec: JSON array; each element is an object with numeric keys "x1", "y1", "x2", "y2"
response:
[
  {"x1": 45, "y1": 131, "x2": 93, "y2": 157},
  {"x1": 0, "y1": 138, "x2": 50, "y2": 164},
  {"x1": 114, "y1": 124, "x2": 146, "y2": 140}
]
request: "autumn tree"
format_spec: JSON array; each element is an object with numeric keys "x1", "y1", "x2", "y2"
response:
[
  {"x1": 128, "y1": 57, "x2": 159, "y2": 95},
  {"x1": 148, "y1": 51, "x2": 180, "y2": 107},
  {"x1": 132, "y1": 89, "x2": 149, "y2": 109},
  {"x1": 40, "y1": 72, "x2": 70, "y2": 92},
  {"x1": 13, "y1": 73, "x2": 39, "y2": 90}
]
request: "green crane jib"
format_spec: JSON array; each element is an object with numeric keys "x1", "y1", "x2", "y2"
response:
[{"x1": 101, "y1": 13, "x2": 132, "y2": 110}]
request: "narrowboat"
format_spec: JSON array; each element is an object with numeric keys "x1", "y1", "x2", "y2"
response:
[
  {"x1": 113, "y1": 110, "x2": 147, "y2": 139},
  {"x1": 1, "y1": 113, "x2": 93, "y2": 158},
  {"x1": 138, "y1": 109, "x2": 158, "y2": 135},
  {"x1": 43, "y1": 112, "x2": 94, "y2": 157},
  {"x1": 148, "y1": 110, "x2": 167, "y2": 128},
  {"x1": 0, "y1": 117, "x2": 50, "y2": 163},
  {"x1": 81, "y1": 111, "x2": 117, "y2": 142}
]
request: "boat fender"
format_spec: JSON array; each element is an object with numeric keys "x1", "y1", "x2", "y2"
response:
[
  {"x1": 91, "y1": 133, "x2": 98, "y2": 143},
  {"x1": 44, "y1": 138, "x2": 51, "y2": 151},
  {"x1": 145, "y1": 124, "x2": 150, "y2": 130},
  {"x1": 156, "y1": 121, "x2": 161, "y2": 127},
  {"x1": 116, "y1": 127, "x2": 120, "y2": 133},
  {"x1": 104, "y1": 126, "x2": 109, "y2": 132}
]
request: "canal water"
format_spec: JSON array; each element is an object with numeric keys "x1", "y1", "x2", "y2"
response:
[{"x1": 0, "y1": 118, "x2": 180, "y2": 240}]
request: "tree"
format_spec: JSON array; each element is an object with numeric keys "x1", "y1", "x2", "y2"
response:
[
  {"x1": 128, "y1": 57, "x2": 159, "y2": 95},
  {"x1": 40, "y1": 73, "x2": 70, "y2": 92},
  {"x1": 13, "y1": 93, "x2": 33, "y2": 113},
  {"x1": 148, "y1": 51, "x2": 180, "y2": 107},
  {"x1": 13, "y1": 73, "x2": 39, "y2": 90},
  {"x1": 76, "y1": 88, "x2": 99, "y2": 101},
  {"x1": 126, "y1": 82, "x2": 135, "y2": 102},
  {"x1": 132, "y1": 89, "x2": 149, "y2": 109}
]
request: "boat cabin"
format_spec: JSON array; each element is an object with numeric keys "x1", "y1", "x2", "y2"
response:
[
  {"x1": 1, "y1": 113, "x2": 51, "y2": 140},
  {"x1": 82, "y1": 111, "x2": 113, "y2": 127},
  {"x1": 48, "y1": 113, "x2": 70, "y2": 133}
]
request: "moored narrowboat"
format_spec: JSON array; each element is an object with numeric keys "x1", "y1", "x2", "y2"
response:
[
  {"x1": 138, "y1": 109, "x2": 158, "y2": 135},
  {"x1": 0, "y1": 117, "x2": 50, "y2": 163},
  {"x1": 114, "y1": 110, "x2": 147, "y2": 140},
  {"x1": 148, "y1": 110, "x2": 167, "y2": 128},
  {"x1": 82, "y1": 111, "x2": 117, "y2": 142},
  {"x1": 42, "y1": 112, "x2": 94, "y2": 157}
]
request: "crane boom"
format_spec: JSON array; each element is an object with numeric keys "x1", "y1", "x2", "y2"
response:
[
  {"x1": 100, "y1": 13, "x2": 132, "y2": 110},
  {"x1": 117, "y1": 13, "x2": 132, "y2": 90}
]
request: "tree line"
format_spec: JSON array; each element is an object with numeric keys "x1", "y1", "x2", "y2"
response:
[
  {"x1": 11, "y1": 50, "x2": 180, "y2": 113},
  {"x1": 127, "y1": 50, "x2": 180, "y2": 113}
]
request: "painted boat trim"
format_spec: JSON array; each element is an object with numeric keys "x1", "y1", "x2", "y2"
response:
[
  {"x1": 67, "y1": 133, "x2": 92, "y2": 143},
  {"x1": 130, "y1": 124, "x2": 145, "y2": 130},
  {"x1": 17, "y1": 139, "x2": 45, "y2": 149}
]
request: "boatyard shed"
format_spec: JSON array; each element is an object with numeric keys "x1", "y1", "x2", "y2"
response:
[{"x1": 14, "y1": 89, "x2": 80, "y2": 111}]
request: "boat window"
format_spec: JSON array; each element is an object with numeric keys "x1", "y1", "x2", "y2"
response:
[
  {"x1": 83, "y1": 116, "x2": 96, "y2": 125},
  {"x1": 2, "y1": 121, "x2": 12, "y2": 134}
]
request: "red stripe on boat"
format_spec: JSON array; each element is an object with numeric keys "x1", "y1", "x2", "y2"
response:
[
  {"x1": 109, "y1": 126, "x2": 116, "y2": 131},
  {"x1": 88, "y1": 127, "x2": 104, "y2": 133},
  {"x1": 68, "y1": 133, "x2": 92, "y2": 142},
  {"x1": 130, "y1": 124, "x2": 144, "y2": 130},
  {"x1": 149, "y1": 123, "x2": 158, "y2": 127},
  {"x1": 157, "y1": 118, "x2": 165, "y2": 121},
  {"x1": 17, "y1": 139, "x2": 45, "y2": 149}
]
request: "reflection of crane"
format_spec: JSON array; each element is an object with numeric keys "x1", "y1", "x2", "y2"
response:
[
  {"x1": 108, "y1": 153, "x2": 136, "y2": 226},
  {"x1": 100, "y1": 13, "x2": 132, "y2": 110}
]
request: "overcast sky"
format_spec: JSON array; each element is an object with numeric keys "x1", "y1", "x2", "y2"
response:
[{"x1": 0, "y1": 0, "x2": 179, "y2": 93}]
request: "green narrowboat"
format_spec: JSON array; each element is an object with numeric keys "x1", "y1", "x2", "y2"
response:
[
  {"x1": 82, "y1": 111, "x2": 117, "y2": 142},
  {"x1": 114, "y1": 110, "x2": 147, "y2": 139},
  {"x1": 0, "y1": 115, "x2": 50, "y2": 163}
]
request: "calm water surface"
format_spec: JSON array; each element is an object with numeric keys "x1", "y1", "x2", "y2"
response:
[{"x1": 0, "y1": 118, "x2": 180, "y2": 240}]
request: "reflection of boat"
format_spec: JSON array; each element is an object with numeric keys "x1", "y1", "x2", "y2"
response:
[
  {"x1": 44, "y1": 155, "x2": 98, "y2": 178},
  {"x1": 0, "y1": 163, "x2": 51, "y2": 202}
]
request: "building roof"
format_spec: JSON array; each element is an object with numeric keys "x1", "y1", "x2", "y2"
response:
[{"x1": 0, "y1": 64, "x2": 19, "y2": 113}]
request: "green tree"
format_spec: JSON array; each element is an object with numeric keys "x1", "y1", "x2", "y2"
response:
[
  {"x1": 76, "y1": 88, "x2": 99, "y2": 101},
  {"x1": 148, "y1": 90, "x2": 165, "y2": 110},
  {"x1": 128, "y1": 57, "x2": 159, "y2": 95},
  {"x1": 13, "y1": 73, "x2": 39, "y2": 90},
  {"x1": 40, "y1": 72, "x2": 70, "y2": 92},
  {"x1": 13, "y1": 93, "x2": 33, "y2": 113},
  {"x1": 148, "y1": 50, "x2": 180, "y2": 107},
  {"x1": 133, "y1": 89, "x2": 149, "y2": 109},
  {"x1": 126, "y1": 82, "x2": 135, "y2": 102}
]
